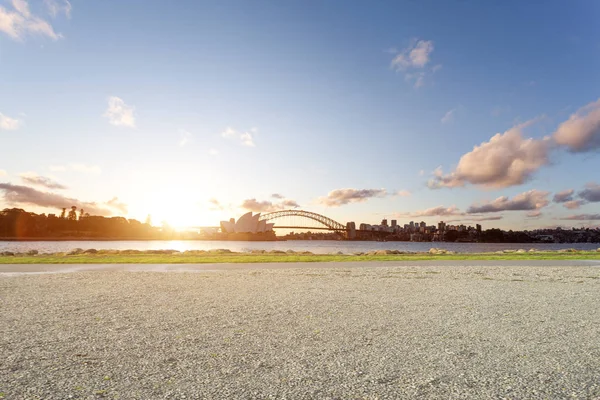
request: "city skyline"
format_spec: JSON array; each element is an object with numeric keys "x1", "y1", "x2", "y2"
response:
[{"x1": 1, "y1": 0, "x2": 600, "y2": 230}]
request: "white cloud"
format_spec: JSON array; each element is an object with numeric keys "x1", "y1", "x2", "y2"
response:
[
  {"x1": 209, "y1": 148, "x2": 219, "y2": 156},
  {"x1": 429, "y1": 118, "x2": 551, "y2": 189},
  {"x1": 0, "y1": 113, "x2": 20, "y2": 130},
  {"x1": 221, "y1": 127, "x2": 256, "y2": 147},
  {"x1": 178, "y1": 130, "x2": 192, "y2": 146},
  {"x1": 391, "y1": 39, "x2": 434, "y2": 70},
  {"x1": 395, "y1": 190, "x2": 411, "y2": 197},
  {"x1": 441, "y1": 109, "x2": 455, "y2": 124},
  {"x1": 50, "y1": 163, "x2": 101, "y2": 174},
  {"x1": 553, "y1": 98, "x2": 600, "y2": 153},
  {"x1": 43, "y1": 0, "x2": 71, "y2": 18},
  {"x1": 0, "y1": 169, "x2": 7, "y2": 176},
  {"x1": 390, "y1": 39, "x2": 437, "y2": 88},
  {"x1": 104, "y1": 96, "x2": 136, "y2": 128},
  {"x1": 0, "y1": 0, "x2": 62, "y2": 41}
]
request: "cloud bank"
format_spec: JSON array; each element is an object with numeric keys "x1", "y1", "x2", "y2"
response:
[
  {"x1": 466, "y1": 190, "x2": 549, "y2": 214},
  {"x1": 430, "y1": 98, "x2": 600, "y2": 190},
  {"x1": 0, "y1": 183, "x2": 126, "y2": 216},
  {"x1": 561, "y1": 214, "x2": 600, "y2": 221}
]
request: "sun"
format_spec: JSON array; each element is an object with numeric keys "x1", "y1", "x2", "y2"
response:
[{"x1": 139, "y1": 193, "x2": 223, "y2": 230}]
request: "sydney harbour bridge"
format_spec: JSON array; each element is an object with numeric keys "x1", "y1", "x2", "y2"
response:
[
  {"x1": 193, "y1": 210, "x2": 357, "y2": 236},
  {"x1": 258, "y1": 210, "x2": 348, "y2": 232}
]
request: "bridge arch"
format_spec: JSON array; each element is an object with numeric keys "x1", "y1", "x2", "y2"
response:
[{"x1": 259, "y1": 210, "x2": 347, "y2": 231}]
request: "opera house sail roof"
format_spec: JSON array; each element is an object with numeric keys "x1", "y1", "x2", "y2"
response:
[{"x1": 220, "y1": 212, "x2": 274, "y2": 234}]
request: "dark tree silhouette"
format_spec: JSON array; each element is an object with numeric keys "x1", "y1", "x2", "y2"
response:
[{"x1": 67, "y1": 206, "x2": 78, "y2": 221}]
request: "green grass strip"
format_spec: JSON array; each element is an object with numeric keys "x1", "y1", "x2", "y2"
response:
[{"x1": 1, "y1": 252, "x2": 599, "y2": 264}]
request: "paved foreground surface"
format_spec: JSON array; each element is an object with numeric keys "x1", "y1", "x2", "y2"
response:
[
  {"x1": 2, "y1": 264, "x2": 600, "y2": 399},
  {"x1": 1, "y1": 259, "x2": 599, "y2": 274}
]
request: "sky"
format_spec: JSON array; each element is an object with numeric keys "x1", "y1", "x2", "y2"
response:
[{"x1": 1, "y1": 0, "x2": 600, "y2": 230}]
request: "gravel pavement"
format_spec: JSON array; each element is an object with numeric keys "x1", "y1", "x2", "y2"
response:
[{"x1": 2, "y1": 264, "x2": 600, "y2": 399}]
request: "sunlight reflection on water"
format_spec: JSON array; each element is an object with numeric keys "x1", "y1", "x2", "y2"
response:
[{"x1": 0, "y1": 240, "x2": 598, "y2": 254}]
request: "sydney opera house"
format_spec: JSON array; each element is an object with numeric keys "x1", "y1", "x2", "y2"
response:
[{"x1": 220, "y1": 212, "x2": 276, "y2": 240}]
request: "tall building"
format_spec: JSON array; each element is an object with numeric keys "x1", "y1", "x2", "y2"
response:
[
  {"x1": 391, "y1": 220, "x2": 397, "y2": 228},
  {"x1": 346, "y1": 221, "x2": 357, "y2": 239}
]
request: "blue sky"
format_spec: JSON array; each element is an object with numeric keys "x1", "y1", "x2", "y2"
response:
[{"x1": 1, "y1": 0, "x2": 600, "y2": 229}]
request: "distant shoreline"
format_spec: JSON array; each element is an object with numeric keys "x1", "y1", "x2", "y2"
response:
[{"x1": 0, "y1": 237, "x2": 287, "y2": 242}]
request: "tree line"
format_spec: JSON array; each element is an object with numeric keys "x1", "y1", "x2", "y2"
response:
[{"x1": 0, "y1": 207, "x2": 165, "y2": 239}]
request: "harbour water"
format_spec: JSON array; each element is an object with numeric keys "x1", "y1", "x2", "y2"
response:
[{"x1": 0, "y1": 240, "x2": 598, "y2": 254}]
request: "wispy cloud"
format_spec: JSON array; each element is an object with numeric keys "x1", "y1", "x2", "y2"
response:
[
  {"x1": 43, "y1": 0, "x2": 71, "y2": 18},
  {"x1": 221, "y1": 127, "x2": 256, "y2": 147},
  {"x1": 445, "y1": 215, "x2": 503, "y2": 223},
  {"x1": 317, "y1": 188, "x2": 387, "y2": 207},
  {"x1": 208, "y1": 198, "x2": 224, "y2": 211},
  {"x1": 271, "y1": 193, "x2": 284, "y2": 199},
  {"x1": 0, "y1": 0, "x2": 63, "y2": 41},
  {"x1": 560, "y1": 214, "x2": 600, "y2": 221},
  {"x1": 441, "y1": 109, "x2": 455, "y2": 124},
  {"x1": 391, "y1": 39, "x2": 434, "y2": 70},
  {"x1": 0, "y1": 183, "x2": 126, "y2": 216},
  {"x1": 49, "y1": 163, "x2": 101, "y2": 174},
  {"x1": 241, "y1": 197, "x2": 300, "y2": 213},
  {"x1": 395, "y1": 190, "x2": 411, "y2": 197},
  {"x1": 390, "y1": 38, "x2": 437, "y2": 88},
  {"x1": 0, "y1": 170, "x2": 7, "y2": 177},
  {"x1": 466, "y1": 190, "x2": 549, "y2": 214},
  {"x1": 20, "y1": 172, "x2": 67, "y2": 190},
  {"x1": 0, "y1": 113, "x2": 21, "y2": 130},
  {"x1": 178, "y1": 130, "x2": 192, "y2": 146},
  {"x1": 104, "y1": 96, "x2": 136, "y2": 128},
  {"x1": 405, "y1": 205, "x2": 462, "y2": 217}
]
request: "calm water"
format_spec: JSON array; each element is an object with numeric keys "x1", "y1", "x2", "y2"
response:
[{"x1": 0, "y1": 240, "x2": 598, "y2": 254}]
